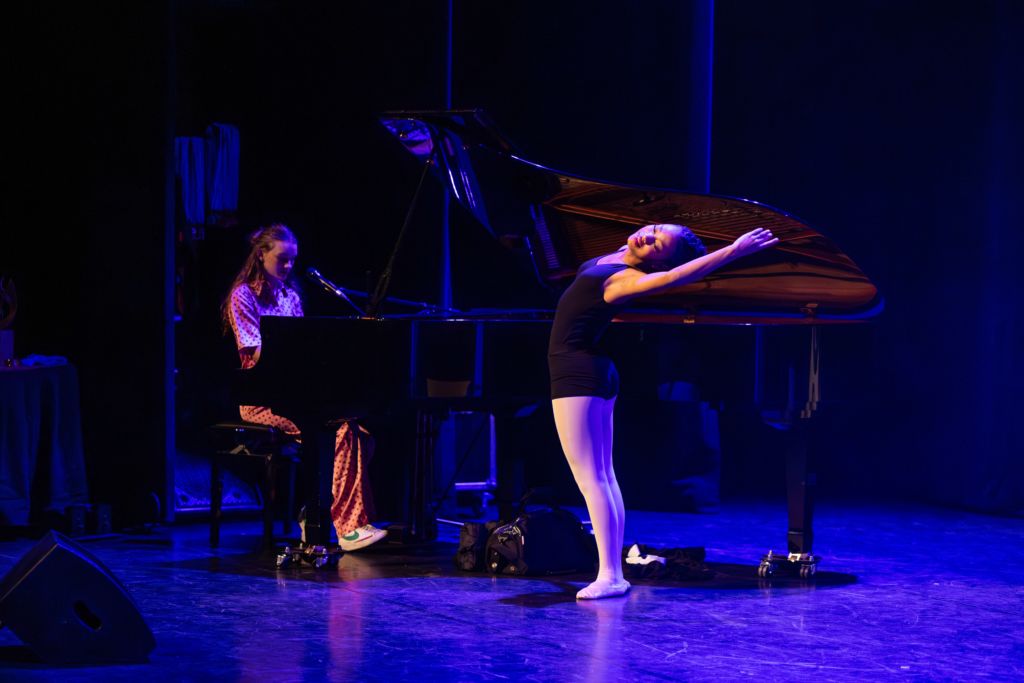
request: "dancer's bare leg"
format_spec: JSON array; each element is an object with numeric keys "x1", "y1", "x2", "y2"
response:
[
  {"x1": 601, "y1": 397, "x2": 626, "y2": 566},
  {"x1": 552, "y1": 396, "x2": 629, "y2": 600}
]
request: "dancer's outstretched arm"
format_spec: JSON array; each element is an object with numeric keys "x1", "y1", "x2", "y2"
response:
[{"x1": 603, "y1": 228, "x2": 778, "y2": 305}]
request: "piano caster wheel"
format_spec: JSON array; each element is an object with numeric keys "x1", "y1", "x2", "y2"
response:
[
  {"x1": 758, "y1": 550, "x2": 819, "y2": 580},
  {"x1": 276, "y1": 544, "x2": 342, "y2": 569},
  {"x1": 314, "y1": 553, "x2": 341, "y2": 569},
  {"x1": 276, "y1": 546, "x2": 304, "y2": 569},
  {"x1": 282, "y1": 552, "x2": 304, "y2": 568},
  {"x1": 283, "y1": 545, "x2": 341, "y2": 570}
]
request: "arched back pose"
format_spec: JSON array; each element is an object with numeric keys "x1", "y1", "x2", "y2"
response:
[
  {"x1": 548, "y1": 224, "x2": 779, "y2": 599},
  {"x1": 222, "y1": 224, "x2": 386, "y2": 551}
]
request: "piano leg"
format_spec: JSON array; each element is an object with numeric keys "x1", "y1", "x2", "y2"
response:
[
  {"x1": 305, "y1": 422, "x2": 337, "y2": 548},
  {"x1": 757, "y1": 326, "x2": 822, "y2": 579},
  {"x1": 277, "y1": 419, "x2": 336, "y2": 548},
  {"x1": 785, "y1": 420, "x2": 815, "y2": 555},
  {"x1": 274, "y1": 418, "x2": 342, "y2": 569},
  {"x1": 758, "y1": 421, "x2": 820, "y2": 579}
]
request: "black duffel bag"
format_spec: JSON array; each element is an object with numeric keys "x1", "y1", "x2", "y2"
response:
[{"x1": 485, "y1": 507, "x2": 596, "y2": 576}]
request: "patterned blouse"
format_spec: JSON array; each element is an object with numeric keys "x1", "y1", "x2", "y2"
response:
[{"x1": 227, "y1": 280, "x2": 303, "y2": 368}]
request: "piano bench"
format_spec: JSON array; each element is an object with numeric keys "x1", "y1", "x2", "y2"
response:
[{"x1": 207, "y1": 422, "x2": 300, "y2": 549}]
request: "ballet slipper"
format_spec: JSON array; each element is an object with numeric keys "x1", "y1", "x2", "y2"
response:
[{"x1": 576, "y1": 578, "x2": 631, "y2": 600}]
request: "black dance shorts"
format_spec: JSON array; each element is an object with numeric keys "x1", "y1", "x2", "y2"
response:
[{"x1": 548, "y1": 351, "x2": 620, "y2": 400}]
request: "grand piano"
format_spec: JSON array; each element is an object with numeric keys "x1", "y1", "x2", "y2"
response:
[{"x1": 236, "y1": 110, "x2": 881, "y2": 576}]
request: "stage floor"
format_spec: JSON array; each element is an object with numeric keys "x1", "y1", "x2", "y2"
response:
[{"x1": 1, "y1": 501, "x2": 1022, "y2": 682}]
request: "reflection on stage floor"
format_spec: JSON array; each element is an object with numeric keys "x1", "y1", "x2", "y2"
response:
[{"x1": 1, "y1": 501, "x2": 1021, "y2": 682}]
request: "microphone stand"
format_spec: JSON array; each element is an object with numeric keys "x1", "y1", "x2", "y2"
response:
[
  {"x1": 307, "y1": 273, "x2": 366, "y2": 317},
  {"x1": 308, "y1": 269, "x2": 462, "y2": 317}
]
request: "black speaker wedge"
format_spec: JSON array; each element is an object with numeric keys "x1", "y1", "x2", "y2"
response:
[{"x1": 0, "y1": 531, "x2": 156, "y2": 664}]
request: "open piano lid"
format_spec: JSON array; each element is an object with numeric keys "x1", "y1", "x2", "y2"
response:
[{"x1": 380, "y1": 109, "x2": 882, "y2": 325}]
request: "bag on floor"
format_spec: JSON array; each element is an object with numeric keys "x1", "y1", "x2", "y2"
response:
[
  {"x1": 485, "y1": 507, "x2": 596, "y2": 576},
  {"x1": 454, "y1": 521, "x2": 499, "y2": 572}
]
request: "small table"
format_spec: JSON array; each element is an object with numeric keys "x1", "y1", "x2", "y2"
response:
[{"x1": 0, "y1": 363, "x2": 89, "y2": 525}]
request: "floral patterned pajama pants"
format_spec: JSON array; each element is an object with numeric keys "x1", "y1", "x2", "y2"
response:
[{"x1": 239, "y1": 405, "x2": 375, "y2": 538}]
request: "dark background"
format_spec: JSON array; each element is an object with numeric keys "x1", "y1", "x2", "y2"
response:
[{"x1": 4, "y1": 1, "x2": 1021, "y2": 526}]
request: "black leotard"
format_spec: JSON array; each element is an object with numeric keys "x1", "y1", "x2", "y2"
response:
[{"x1": 548, "y1": 255, "x2": 632, "y2": 399}]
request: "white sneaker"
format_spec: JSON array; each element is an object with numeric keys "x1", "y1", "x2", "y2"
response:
[{"x1": 338, "y1": 524, "x2": 387, "y2": 551}]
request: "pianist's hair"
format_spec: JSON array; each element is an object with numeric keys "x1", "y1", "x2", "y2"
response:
[
  {"x1": 220, "y1": 223, "x2": 299, "y2": 335},
  {"x1": 635, "y1": 224, "x2": 707, "y2": 273}
]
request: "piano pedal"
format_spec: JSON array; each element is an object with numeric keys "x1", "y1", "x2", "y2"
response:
[{"x1": 757, "y1": 549, "x2": 820, "y2": 579}]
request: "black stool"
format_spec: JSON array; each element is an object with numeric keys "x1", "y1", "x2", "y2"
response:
[{"x1": 207, "y1": 422, "x2": 299, "y2": 548}]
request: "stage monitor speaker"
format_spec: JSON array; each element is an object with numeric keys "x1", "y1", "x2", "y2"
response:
[{"x1": 0, "y1": 531, "x2": 156, "y2": 664}]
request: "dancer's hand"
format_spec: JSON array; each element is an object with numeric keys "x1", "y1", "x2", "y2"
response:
[{"x1": 731, "y1": 228, "x2": 779, "y2": 259}]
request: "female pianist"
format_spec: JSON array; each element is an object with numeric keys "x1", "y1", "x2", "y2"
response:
[{"x1": 222, "y1": 223, "x2": 386, "y2": 551}]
